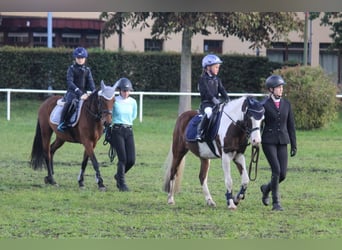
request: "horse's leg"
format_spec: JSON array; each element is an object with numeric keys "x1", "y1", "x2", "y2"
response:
[
  {"x1": 199, "y1": 158, "x2": 216, "y2": 207},
  {"x1": 45, "y1": 138, "x2": 65, "y2": 185},
  {"x1": 78, "y1": 151, "x2": 89, "y2": 188},
  {"x1": 167, "y1": 154, "x2": 185, "y2": 205},
  {"x1": 221, "y1": 152, "x2": 237, "y2": 210},
  {"x1": 233, "y1": 153, "x2": 250, "y2": 205},
  {"x1": 83, "y1": 143, "x2": 106, "y2": 191},
  {"x1": 39, "y1": 124, "x2": 57, "y2": 186}
]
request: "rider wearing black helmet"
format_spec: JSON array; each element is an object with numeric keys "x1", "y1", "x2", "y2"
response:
[
  {"x1": 111, "y1": 78, "x2": 137, "y2": 191},
  {"x1": 196, "y1": 54, "x2": 230, "y2": 141},
  {"x1": 57, "y1": 47, "x2": 95, "y2": 132},
  {"x1": 260, "y1": 75, "x2": 297, "y2": 211}
]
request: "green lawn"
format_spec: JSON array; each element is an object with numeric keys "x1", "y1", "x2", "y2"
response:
[{"x1": 0, "y1": 97, "x2": 341, "y2": 239}]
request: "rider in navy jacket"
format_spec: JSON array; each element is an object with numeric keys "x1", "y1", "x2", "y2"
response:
[
  {"x1": 260, "y1": 75, "x2": 297, "y2": 211},
  {"x1": 57, "y1": 47, "x2": 95, "y2": 132}
]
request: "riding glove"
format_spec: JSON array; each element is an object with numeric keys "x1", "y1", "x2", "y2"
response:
[{"x1": 290, "y1": 147, "x2": 297, "y2": 157}]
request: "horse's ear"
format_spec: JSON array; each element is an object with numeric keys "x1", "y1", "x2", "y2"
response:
[{"x1": 100, "y1": 80, "x2": 105, "y2": 90}]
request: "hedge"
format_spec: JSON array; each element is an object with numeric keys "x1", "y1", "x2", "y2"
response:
[{"x1": 0, "y1": 47, "x2": 282, "y2": 96}]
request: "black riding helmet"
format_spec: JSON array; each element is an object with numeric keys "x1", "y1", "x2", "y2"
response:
[
  {"x1": 265, "y1": 75, "x2": 286, "y2": 89},
  {"x1": 115, "y1": 77, "x2": 133, "y2": 91}
]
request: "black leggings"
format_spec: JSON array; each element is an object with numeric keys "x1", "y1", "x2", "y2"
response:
[
  {"x1": 111, "y1": 126, "x2": 136, "y2": 173},
  {"x1": 262, "y1": 143, "x2": 288, "y2": 183}
]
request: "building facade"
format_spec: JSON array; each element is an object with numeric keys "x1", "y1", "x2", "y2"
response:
[{"x1": 0, "y1": 12, "x2": 341, "y2": 83}]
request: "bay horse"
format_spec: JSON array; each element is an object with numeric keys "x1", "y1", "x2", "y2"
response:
[
  {"x1": 30, "y1": 81, "x2": 115, "y2": 190},
  {"x1": 163, "y1": 96, "x2": 265, "y2": 210}
]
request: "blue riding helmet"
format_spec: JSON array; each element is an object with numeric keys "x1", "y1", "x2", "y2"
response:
[
  {"x1": 73, "y1": 47, "x2": 88, "y2": 58},
  {"x1": 265, "y1": 75, "x2": 286, "y2": 89},
  {"x1": 202, "y1": 54, "x2": 223, "y2": 68}
]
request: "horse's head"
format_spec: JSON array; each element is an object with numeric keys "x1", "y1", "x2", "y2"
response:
[
  {"x1": 97, "y1": 80, "x2": 116, "y2": 127},
  {"x1": 244, "y1": 96, "x2": 265, "y2": 146}
]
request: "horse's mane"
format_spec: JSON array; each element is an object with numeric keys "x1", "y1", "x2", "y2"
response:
[
  {"x1": 81, "y1": 89, "x2": 101, "y2": 121},
  {"x1": 85, "y1": 88, "x2": 100, "y2": 107},
  {"x1": 224, "y1": 96, "x2": 247, "y2": 113}
]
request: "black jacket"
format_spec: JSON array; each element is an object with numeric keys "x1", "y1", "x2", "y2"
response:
[
  {"x1": 261, "y1": 97, "x2": 297, "y2": 149},
  {"x1": 197, "y1": 72, "x2": 229, "y2": 112},
  {"x1": 66, "y1": 63, "x2": 95, "y2": 96}
]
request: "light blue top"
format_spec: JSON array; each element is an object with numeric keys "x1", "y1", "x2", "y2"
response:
[{"x1": 112, "y1": 95, "x2": 137, "y2": 125}]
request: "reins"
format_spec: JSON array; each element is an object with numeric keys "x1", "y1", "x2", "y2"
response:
[
  {"x1": 248, "y1": 145, "x2": 259, "y2": 181},
  {"x1": 221, "y1": 99, "x2": 261, "y2": 181}
]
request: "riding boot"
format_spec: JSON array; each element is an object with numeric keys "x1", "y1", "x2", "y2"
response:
[
  {"x1": 195, "y1": 115, "x2": 208, "y2": 141},
  {"x1": 57, "y1": 102, "x2": 71, "y2": 132},
  {"x1": 271, "y1": 176, "x2": 283, "y2": 211},
  {"x1": 114, "y1": 162, "x2": 129, "y2": 192},
  {"x1": 260, "y1": 183, "x2": 271, "y2": 206}
]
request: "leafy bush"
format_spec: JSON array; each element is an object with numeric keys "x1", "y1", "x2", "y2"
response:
[{"x1": 273, "y1": 66, "x2": 339, "y2": 130}]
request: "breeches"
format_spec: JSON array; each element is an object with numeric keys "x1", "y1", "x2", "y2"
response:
[
  {"x1": 262, "y1": 143, "x2": 288, "y2": 182},
  {"x1": 111, "y1": 126, "x2": 136, "y2": 173}
]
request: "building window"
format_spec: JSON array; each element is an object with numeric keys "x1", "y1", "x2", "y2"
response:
[
  {"x1": 144, "y1": 39, "x2": 163, "y2": 51},
  {"x1": 86, "y1": 34, "x2": 99, "y2": 47},
  {"x1": 267, "y1": 42, "x2": 306, "y2": 64},
  {"x1": 33, "y1": 32, "x2": 55, "y2": 47},
  {"x1": 319, "y1": 43, "x2": 341, "y2": 84},
  {"x1": 8, "y1": 32, "x2": 29, "y2": 44},
  {"x1": 62, "y1": 33, "x2": 81, "y2": 48},
  {"x1": 204, "y1": 40, "x2": 223, "y2": 54}
]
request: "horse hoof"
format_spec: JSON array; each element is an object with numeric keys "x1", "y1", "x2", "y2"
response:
[
  {"x1": 167, "y1": 196, "x2": 175, "y2": 205},
  {"x1": 228, "y1": 206, "x2": 237, "y2": 211},
  {"x1": 98, "y1": 186, "x2": 107, "y2": 192},
  {"x1": 44, "y1": 176, "x2": 58, "y2": 186},
  {"x1": 206, "y1": 199, "x2": 217, "y2": 207}
]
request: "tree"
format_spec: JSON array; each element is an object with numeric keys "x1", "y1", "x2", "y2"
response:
[
  {"x1": 100, "y1": 12, "x2": 303, "y2": 114},
  {"x1": 311, "y1": 12, "x2": 342, "y2": 51}
]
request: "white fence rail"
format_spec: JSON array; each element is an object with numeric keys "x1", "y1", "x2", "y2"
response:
[{"x1": 1, "y1": 88, "x2": 342, "y2": 122}]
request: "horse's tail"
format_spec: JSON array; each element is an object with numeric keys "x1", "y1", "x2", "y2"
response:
[
  {"x1": 30, "y1": 120, "x2": 45, "y2": 170},
  {"x1": 163, "y1": 143, "x2": 185, "y2": 193}
]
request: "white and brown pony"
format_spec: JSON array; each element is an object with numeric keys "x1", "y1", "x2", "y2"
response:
[{"x1": 163, "y1": 96, "x2": 265, "y2": 210}]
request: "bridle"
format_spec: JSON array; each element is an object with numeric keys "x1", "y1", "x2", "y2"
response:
[
  {"x1": 222, "y1": 103, "x2": 261, "y2": 142},
  {"x1": 221, "y1": 99, "x2": 264, "y2": 181},
  {"x1": 85, "y1": 94, "x2": 113, "y2": 123}
]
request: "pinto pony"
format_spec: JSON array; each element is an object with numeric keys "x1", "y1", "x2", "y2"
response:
[
  {"x1": 30, "y1": 81, "x2": 115, "y2": 190},
  {"x1": 163, "y1": 96, "x2": 265, "y2": 210}
]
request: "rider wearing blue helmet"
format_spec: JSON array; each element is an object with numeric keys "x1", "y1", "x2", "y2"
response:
[
  {"x1": 195, "y1": 54, "x2": 230, "y2": 141},
  {"x1": 57, "y1": 47, "x2": 95, "y2": 132}
]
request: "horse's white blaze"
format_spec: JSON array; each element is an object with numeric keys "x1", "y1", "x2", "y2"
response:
[{"x1": 250, "y1": 116, "x2": 263, "y2": 146}]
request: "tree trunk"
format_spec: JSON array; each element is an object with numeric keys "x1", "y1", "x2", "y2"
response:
[{"x1": 178, "y1": 28, "x2": 192, "y2": 115}]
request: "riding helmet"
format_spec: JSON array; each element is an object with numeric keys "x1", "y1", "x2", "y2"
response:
[
  {"x1": 202, "y1": 54, "x2": 223, "y2": 68},
  {"x1": 265, "y1": 75, "x2": 286, "y2": 89},
  {"x1": 115, "y1": 77, "x2": 133, "y2": 91},
  {"x1": 73, "y1": 47, "x2": 88, "y2": 58}
]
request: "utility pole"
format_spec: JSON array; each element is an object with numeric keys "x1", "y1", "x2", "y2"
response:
[
  {"x1": 303, "y1": 12, "x2": 308, "y2": 65},
  {"x1": 47, "y1": 12, "x2": 53, "y2": 48}
]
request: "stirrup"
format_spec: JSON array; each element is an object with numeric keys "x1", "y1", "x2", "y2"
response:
[{"x1": 57, "y1": 122, "x2": 67, "y2": 132}]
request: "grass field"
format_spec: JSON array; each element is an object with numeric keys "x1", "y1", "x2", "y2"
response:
[{"x1": 0, "y1": 96, "x2": 341, "y2": 239}]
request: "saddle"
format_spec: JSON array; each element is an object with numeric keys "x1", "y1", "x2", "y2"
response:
[
  {"x1": 186, "y1": 108, "x2": 222, "y2": 157},
  {"x1": 50, "y1": 98, "x2": 84, "y2": 127}
]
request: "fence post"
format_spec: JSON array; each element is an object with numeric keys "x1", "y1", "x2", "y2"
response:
[
  {"x1": 7, "y1": 90, "x2": 11, "y2": 121},
  {"x1": 139, "y1": 92, "x2": 143, "y2": 122}
]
